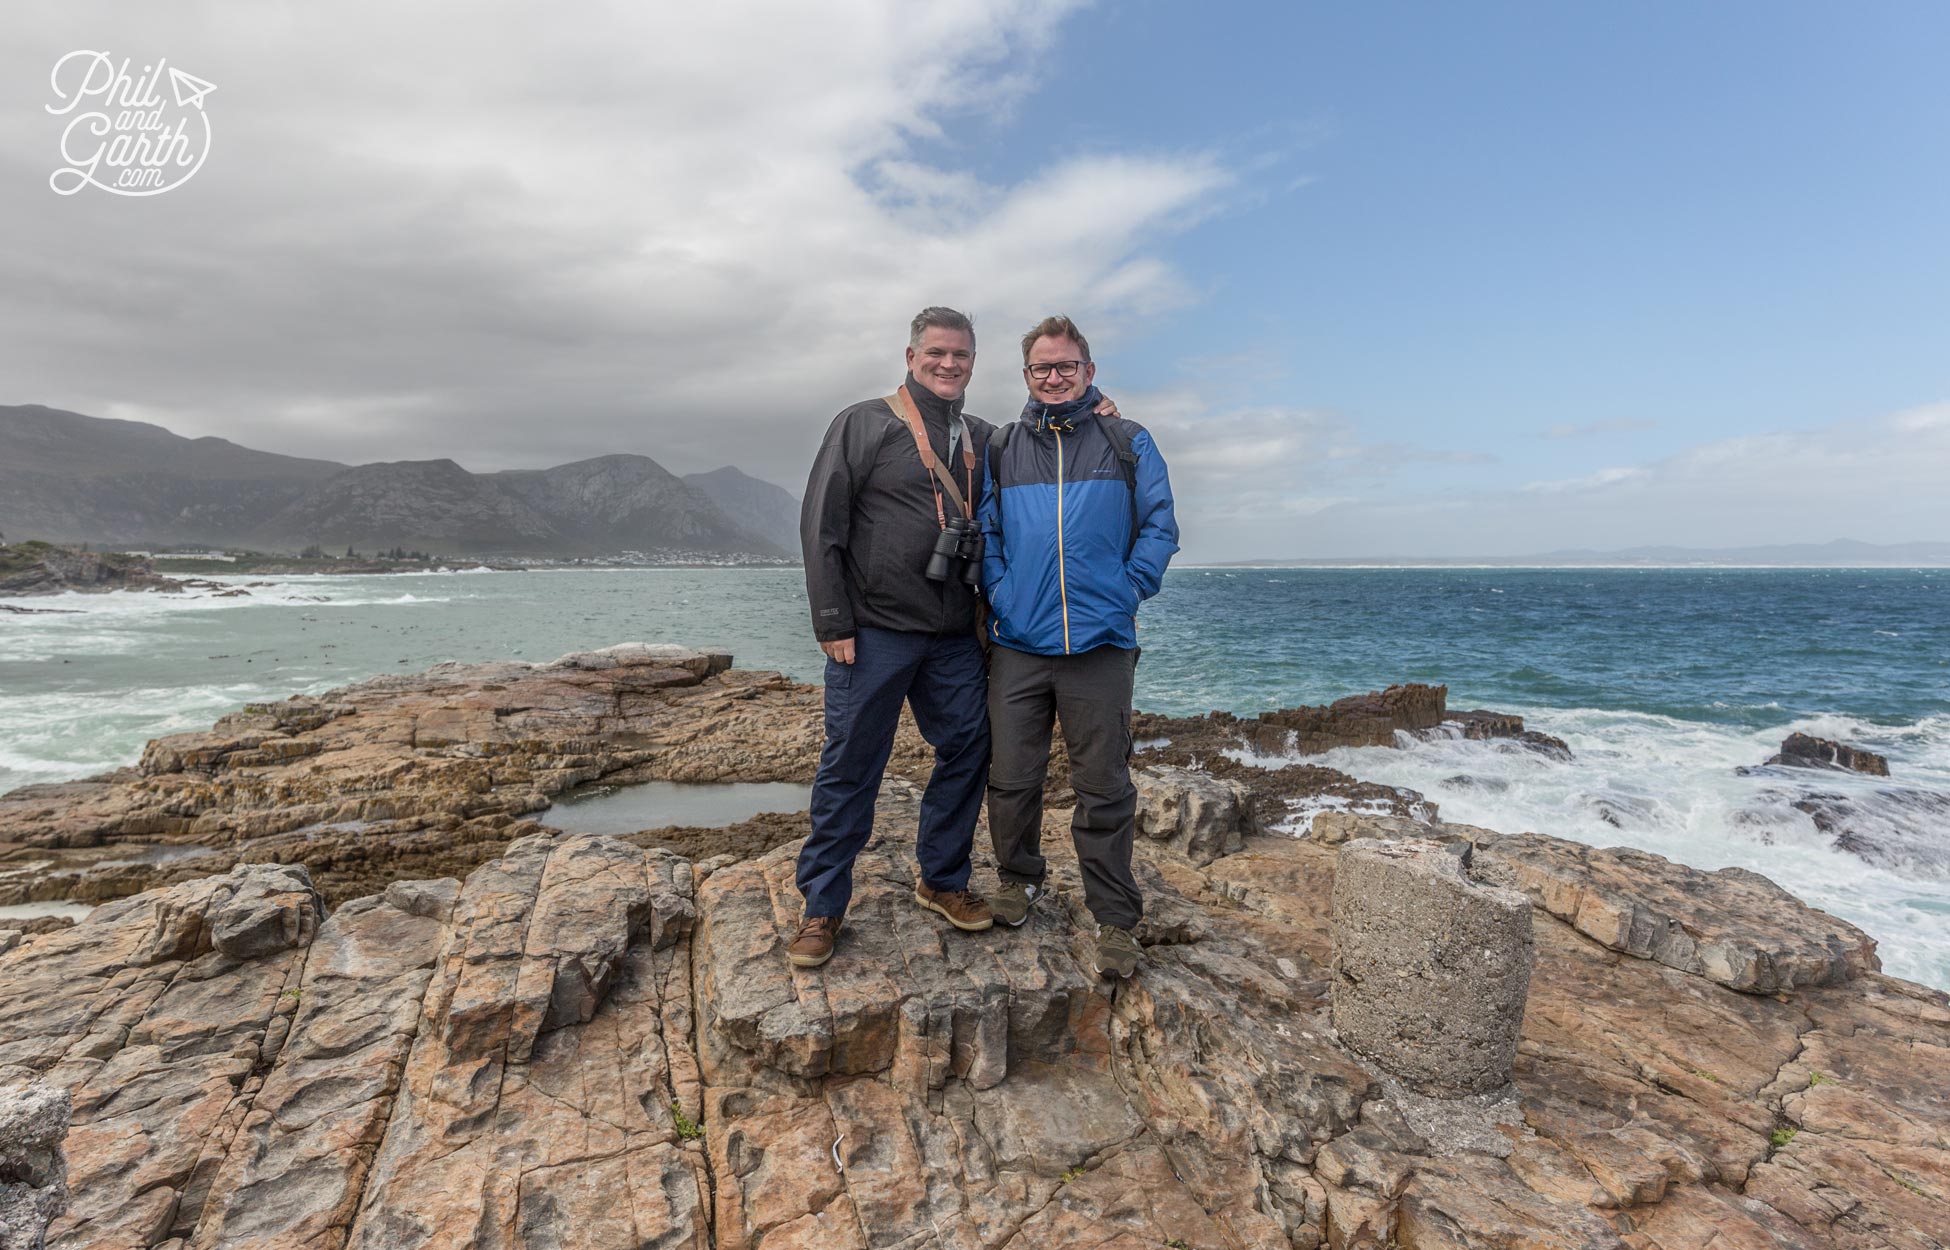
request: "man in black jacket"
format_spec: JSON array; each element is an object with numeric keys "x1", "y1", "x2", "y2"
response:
[{"x1": 792, "y1": 306, "x2": 998, "y2": 967}]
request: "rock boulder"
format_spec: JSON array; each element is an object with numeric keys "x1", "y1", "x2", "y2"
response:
[{"x1": 1767, "y1": 732, "x2": 1891, "y2": 777}]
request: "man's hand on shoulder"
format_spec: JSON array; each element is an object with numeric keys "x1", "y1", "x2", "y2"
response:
[
  {"x1": 1093, "y1": 394, "x2": 1121, "y2": 419},
  {"x1": 821, "y1": 637, "x2": 856, "y2": 664}
]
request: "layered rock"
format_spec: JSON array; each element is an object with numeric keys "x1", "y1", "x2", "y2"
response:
[
  {"x1": 1479, "y1": 833, "x2": 1880, "y2": 994},
  {"x1": 3, "y1": 787, "x2": 1945, "y2": 1249},
  {"x1": 0, "y1": 645, "x2": 868, "y2": 909}
]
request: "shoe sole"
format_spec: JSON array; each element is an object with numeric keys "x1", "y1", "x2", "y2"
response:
[
  {"x1": 787, "y1": 948, "x2": 834, "y2": 968},
  {"x1": 914, "y1": 889, "x2": 995, "y2": 932},
  {"x1": 1096, "y1": 963, "x2": 1136, "y2": 979}
]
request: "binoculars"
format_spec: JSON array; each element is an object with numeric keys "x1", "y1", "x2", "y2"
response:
[{"x1": 925, "y1": 516, "x2": 985, "y2": 586}]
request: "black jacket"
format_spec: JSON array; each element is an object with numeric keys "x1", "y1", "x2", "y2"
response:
[{"x1": 801, "y1": 374, "x2": 995, "y2": 641}]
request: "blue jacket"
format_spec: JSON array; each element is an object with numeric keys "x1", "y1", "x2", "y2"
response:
[{"x1": 978, "y1": 387, "x2": 1179, "y2": 655}]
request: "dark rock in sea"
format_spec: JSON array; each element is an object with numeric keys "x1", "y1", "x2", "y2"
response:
[
  {"x1": 1440, "y1": 710, "x2": 1575, "y2": 761},
  {"x1": 1135, "y1": 683, "x2": 1567, "y2": 762},
  {"x1": 1441, "y1": 774, "x2": 1511, "y2": 792},
  {"x1": 1766, "y1": 732, "x2": 1891, "y2": 777},
  {"x1": 1793, "y1": 788, "x2": 1950, "y2": 874},
  {"x1": 1587, "y1": 792, "x2": 1658, "y2": 829}
]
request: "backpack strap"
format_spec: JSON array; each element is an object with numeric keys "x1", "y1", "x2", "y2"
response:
[
  {"x1": 985, "y1": 421, "x2": 1015, "y2": 488},
  {"x1": 1096, "y1": 415, "x2": 1142, "y2": 558}
]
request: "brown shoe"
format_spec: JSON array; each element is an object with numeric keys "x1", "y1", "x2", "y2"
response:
[
  {"x1": 787, "y1": 914, "x2": 841, "y2": 968},
  {"x1": 914, "y1": 883, "x2": 994, "y2": 932}
]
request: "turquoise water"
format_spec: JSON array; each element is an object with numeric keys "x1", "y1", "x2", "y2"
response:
[{"x1": 3, "y1": 567, "x2": 1946, "y2": 986}]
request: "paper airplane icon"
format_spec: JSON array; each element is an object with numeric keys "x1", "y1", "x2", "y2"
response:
[{"x1": 168, "y1": 67, "x2": 217, "y2": 110}]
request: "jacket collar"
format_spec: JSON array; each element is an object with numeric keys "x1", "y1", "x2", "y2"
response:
[
  {"x1": 1020, "y1": 385, "x2": 1103, "y2": 434},
  {"x1": 902, "y1": 372, "x2": 965, "y2": 427}
]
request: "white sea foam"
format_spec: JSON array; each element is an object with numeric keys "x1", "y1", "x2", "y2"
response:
[
  {"x1": 0, "y1": 581, "x2": 459, "y2": 617},
  {"x1": 0, "y1": 683, "x2": 280, "y2": 793},
  {"x1": 1285, "y1": 707, "x2": 1950, "y2": 989}
]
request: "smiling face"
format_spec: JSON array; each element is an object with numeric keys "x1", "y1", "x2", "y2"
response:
[
  {"x1": 905, "y1": 326, "x2": 976, "y2": 402},
  {"x1": 1024, "y1": 333, "x2": 1095, "y2": 405}
]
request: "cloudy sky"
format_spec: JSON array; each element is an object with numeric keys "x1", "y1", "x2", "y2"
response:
[{"x1": 4, "y1": 1, "x2": 1947, "y2": 560}]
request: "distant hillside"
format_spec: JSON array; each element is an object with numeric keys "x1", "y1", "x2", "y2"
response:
[
  {"x1": 0, "y1": 404, "x2": 790, "y2": 557},
  {"x1": 494, "y1": 456, "x2": 778, "y2": 555},
  {"x1": 0, "y1": 404, "x2": 344, "y2": 546},
  {"x1": 684, "y1": 466, "x2": 801, "y2": 554},
  {"x1": 256, "y1": 459, "x2": 560, "y2": 553}
]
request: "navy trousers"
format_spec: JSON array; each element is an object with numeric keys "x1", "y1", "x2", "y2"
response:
[{"x1": 797, "y1": 625, "x2": 991, "y2": 918}]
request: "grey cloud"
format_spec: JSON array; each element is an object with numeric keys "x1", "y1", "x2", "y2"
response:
[{"x1": 1, "y1": 0, "x2": 1225, "y2": 497}]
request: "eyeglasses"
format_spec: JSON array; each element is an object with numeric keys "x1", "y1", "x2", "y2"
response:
[{"x1": 1025, "y1": 360, "x2": 1087, "y2": 379}]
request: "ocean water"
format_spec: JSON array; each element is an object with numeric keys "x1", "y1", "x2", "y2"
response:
[{"x1": 3, "y1": 566, "x2": 1946, "y2": 987}]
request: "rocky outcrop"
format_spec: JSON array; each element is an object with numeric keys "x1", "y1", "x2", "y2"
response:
[
  {"x1": 1442, "y1": 709, "x2": 1575, "y2": 761},
  {"x1": 3, "y1": 657, "x2": 1946, "y2": 1247},
  {"x1": 1478, "y1": 833, "x2": 1879, "y2": 994},
  {"x1": 1132, "y1": 689, "x2": 1473, "y2": 836},
  {"x1": 1767, "y1": 733, "x2": 1892, "y2": 777},
  {"x1": 0, "y1": 544, "x2": 185, "y2": 597},
  {"x1": 0, "y1": 1072, "x2": 70, "y2": 1250},
  {"x1": 1133, "y1": 765, "x2": 1256, "y2": 865},
  {"x1": 0, "y1": 645, "x2": 861, "y2": 909},
  {"x1": 4, "y1": 785, "x2": 1946, "y2": 1248}
]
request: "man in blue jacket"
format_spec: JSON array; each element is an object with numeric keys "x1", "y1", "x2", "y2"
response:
[{"x1": 977, "y1": 315, "x2": 1179, "y2": 978}]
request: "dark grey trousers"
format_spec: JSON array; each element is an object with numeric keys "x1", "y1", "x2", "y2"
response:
[{"x1": 985, "y1": 642, "x2": 1142, "y2": 929}]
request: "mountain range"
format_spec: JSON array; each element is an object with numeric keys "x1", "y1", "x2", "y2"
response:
[{"x1": 0, "y1": 404, "x2": 801, "y2": 557}]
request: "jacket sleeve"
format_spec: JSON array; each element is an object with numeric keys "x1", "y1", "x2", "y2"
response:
[
  {"x1": 978, "y1": 450, "x2": 1005, "y2": 595},
  {"x1": 801, "y1": 406, "x2": 879, "y2": 641},
  {"x1": 1126, "y1": 428, "x2": 1180, "y2": 600}
]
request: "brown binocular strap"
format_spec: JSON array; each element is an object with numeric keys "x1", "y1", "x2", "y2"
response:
[{"x1": 886, "y1": 385, "x2": 975, "y2": 527}]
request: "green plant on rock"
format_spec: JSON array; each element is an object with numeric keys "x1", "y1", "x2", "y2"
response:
[
  {"x1": 1164, "y1": 1240, "x2": 1193, "y2": 1249},
  {"x1": 1059, "y1": 1166, "x2": 1086, "y2": 1184},
  {"x1": 670, "y1": 1101, "x2": 703, "y2": 1141},
  {"x1": 1807, "y1": 1070, "x2": 1830, "y2": 1087},
  {"x1": 1770, "y1": 1127, "x2": 1798, "y2": 1149}
]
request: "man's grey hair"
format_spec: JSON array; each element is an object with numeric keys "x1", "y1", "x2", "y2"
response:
[{"x1": 909, "y1": 306, "x2": 976, "y2": 350}]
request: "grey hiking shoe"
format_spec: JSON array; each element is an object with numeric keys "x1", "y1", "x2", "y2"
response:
[
  {"x1": 989, "y1": 881, "x2": 1046, "y2": 928},
  {"x1": 1094, "y1": 924, "x2": 1140, "y2": 979}
]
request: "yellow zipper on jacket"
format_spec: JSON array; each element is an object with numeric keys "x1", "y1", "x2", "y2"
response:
[{"x1": 1054, "y1": 425, "x2": 1071, "y2": 653}]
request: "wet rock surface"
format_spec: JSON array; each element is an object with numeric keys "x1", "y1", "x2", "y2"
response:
[
  {"x1": 1792, "y1": 787, "x2": 1950, "y2": 875},
  {"x1": 1767, "y1": 733, "x2": 1892, "y2": 777}
]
